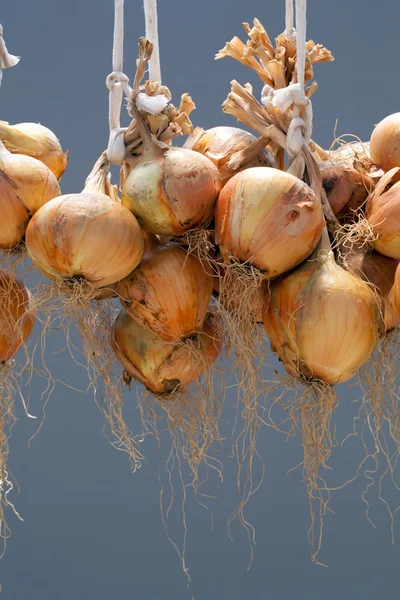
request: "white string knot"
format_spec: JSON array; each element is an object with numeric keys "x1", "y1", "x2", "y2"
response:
[
  {"x1": 106, "y1": 70, "x2": 132, "y2": 166},
  {"x1": 0, "y1": 23, "x2": 20, "y2": 86},
  {"x1": 106, "y1": 70, "x2": 131, "y2": 94},
  {"x1": 261, "y1": 82, "x2": 312, "y2": 159}
]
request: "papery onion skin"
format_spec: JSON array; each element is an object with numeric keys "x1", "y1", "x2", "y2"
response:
[
  {"x1": 118, "y1": 244, "x2": 213, "y2": 342},
  {"x1": 345, "y1": 250, "x2": 399, "y2": 331},
  {"x1": 331, "y1": 142, "x2": 371, "y2": 165},
  {"x1": 0, "y1": 121, "x2": 68, "y2": 180},
  {"x1": 0, "y1": 270, "x2": 35, "y2": 361},
  {"x1": 121, "y1": 147, "x2": 221, "y2": 236},
  {"x1": 263, "y1": 250, "x2": 384, "y2": 384},
  {"x1": 366, "y1": 180, "x2": 400, "y2": 259},
  {"x1": 25, "y1": 193, "x2": 144, "y2": 288},
  {"x1": 0, "y1": 150, "x2": 61, "y2": 215},
  {"x1": 185, "y1": 126, "x2": 275, "y2": 186},
  {"x1": 111, "y1": 309, "x2": 221, "y2": 394},
  {"x1": 95, "y1": 233, "x2": 159, "y2": 300},
  {"x1": 0, "y1": 171, "x2": 30, "y2": 249},
  {"x1": 370, "y1": 113, "x2": 400, "y2": 171},
  {"x1": 215, "y1": 167, "x2": 324, "y2": 278},
  {"x1": 319, "y1": 159, "x2": 373, "y2": 220},
  {"x1": 388, "y1": 263, "x2": 400, "y2": 324}
]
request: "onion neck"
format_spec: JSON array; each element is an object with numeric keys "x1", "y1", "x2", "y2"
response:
[
  {"x1": 0, "y1": 139, "x2": 11, "y2": 155},
  {"x1": 83, "y1": 152, "x2": 112, "y2": 195},
  {"x1": 129, "y1": 94, "x2": 166, "y2": 161}
]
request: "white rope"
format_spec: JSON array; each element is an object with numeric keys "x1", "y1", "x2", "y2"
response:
[
  {"x1": 295, "y1": 0, "x2": 306, "y2": 93},
  {"x1": 0, "y1": 24, "x2": 20, "y2": 86},
  {"x1": 284, "y1": 0, "x2": 296, "y2": 39},
  {"x1": 144, "y1": 0, "x2": 161, "y2": 83},
  {"x1": 261, "y1": 0, "x2": 311, "y2": 159},
  {"x1": 106, "y1": 0, "x2": 132, "y2": 166}
]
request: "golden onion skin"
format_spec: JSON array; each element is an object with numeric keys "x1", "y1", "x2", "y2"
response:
[
  {"x1": 111, "y1": 309, "x2": 221, "y2": 394},
  {"x1": 0, "y1": 121, "x2": 68, "y2": 180},
  {"x1": 118, "y1": 244, "x2": 213, "y2": 342},
  {"x1": 370, "y1": 113, "x2": 400, "y2": 171},
  {"x1": 25, "y1": 192, "x2": 144, "y2": 288},
  {"x1": 94, "y1": 233, "x2": 159, "y2": 301},
  {"x1": 319, "y1": 160, "x2": 373, "y2": 221},
  {"x1": 331, "y1": 142, "x2": 371, "y2": 165},
  {"x1": 389, "y1": 263, "x2": 400, "y2": 324},
  {"x1": 185, "y1": 126, "x2": 275, "y2": 186},
  {"x1": 121, "y1": 147, "x2": 221, "y2": 236},
  {"x1": 346, "y1": 250, "x2": 400, "y2": 331},
  {"x1": 215, "y1": 167, "x2": 324, "y2": 278},
  {"x1": 0, "y1": 151, "x2": 61, "y2": 215},
  {"x1": 0, "y1": 171, "x2": 30, "y2": 249},
  {"x1": 366, "y1": 180, "x2": 400, "y2": 259},
  {"x1": 0, "y1": 270, "x2": 35, "y2": 361},
  {"x1": 263, "y1": 251, "x2": 384, "y2": 384}
]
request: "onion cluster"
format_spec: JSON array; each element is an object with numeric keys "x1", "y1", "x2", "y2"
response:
[{"x1": 113, "y1": 239, "x2": 220, "y2": 393}]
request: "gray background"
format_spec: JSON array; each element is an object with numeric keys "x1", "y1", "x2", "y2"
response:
[{"x1": 1, "y1": 0, "x2": 400, "y2": 598}]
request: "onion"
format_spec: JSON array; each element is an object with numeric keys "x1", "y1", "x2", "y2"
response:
[
  {"x1": 319, "y1": 159, "x2": 374, "y2": 221},
  {"x1": 111, "y1": 309, "x2": 221, "y2": 394},
  {"x1": 184, "y1": 126, "x2": 275, "y2": 185},
  {"x1": 331, "y1": 141, "x2": 372, "y2": 165},
  {"x1": 0, "y1": 140, "x2": 61, "y2": 216},
  {"x1": 370, "y1": 113, "x2": 400, "y2": 171},
  {"x1": 0, "y1": 270, "x2": 35, "y2": 361},
  {"x1": 215, "y1": 167, "x2": 324, "y2": 278},
  {"x1": 263, "y1": 231, "x2": 384, "y2": 384},
  {"x1": 0, "y1": 121, "x2": 68, "y2": 180},
  {"x1": 118, "y1": 244, "x2": 213, "y2": 342},
  {"x1": 365, "y1": 168, "x2": 400, "y2": 259},
  {"x1": 388, "y1": 263, "x2": 400, "y2": 323},
  {"x1": 95, "y1": 233, "x2": 159, "y2": 300},
  {"x1": 0, "y1": 171, "x2": 30, "y2": 249},
  {"x1": 121, "y1": 100, "x2": 221, "y2": 236},
  {"x1": 345, "y1": 249, "x2": 399, "y2": 331},
  {"x1": 25, "y1": 154, "x2": 144, "y2": 288}
]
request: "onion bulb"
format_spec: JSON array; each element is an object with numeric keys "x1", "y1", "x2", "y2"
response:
[
  {"x1": 0, "y1": 121, "x2": 68, "y2": 180},
  {"x1": 345, "y1": 249, "x2": 399, "y2": 331},
  {"x1": 0, "y1": 270, "x2": 35, "y2": 361},
  {"x1": 184, "y1": 126, "x2": 275, "y2": 186},
  {"x1": 0, "y1": 140, "x2": 60, "y2": 215},
  {"x1": 366, "y1": 168, "x2": 400, "y2": 259},
  {"x1": 331, "y1": 141, "x2": 372, "y2": 165},
  {"x1": 95, "y1": 233, "x2": 159, "y2": 300},
  {"x1": 25, "y1": 154, "x2": 144, "y2": 288},
  {"x1": 263, "y1": 232, "x2": 384, "y2": 384},
  {"x1": 319, "y1": 158, "x2": 374, "y2": 221},
  {"x1": 0, "y1": 171, "x2": 30, "y2": 249},
  {"x1": 215, "y1": 167, "x2": 324, "y2": 278},
  {"x1": 121, "y1": 100, "x2": 221, "y2": 236},
  {"x1": 370, "y1": 113, "x2": 400, "y2": 171},
  {"x1": 111, "y1": 309, "x2": 221, "y2": 394},
  {"x1": 118, "y1": 244, "x2": 213, "y2": 341},
  {"x1": 389, "y1": 263, "x2": 400, "y2": 322}
]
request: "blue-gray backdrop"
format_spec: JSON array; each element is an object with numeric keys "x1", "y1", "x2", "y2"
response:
[{"x1": 1, "y1": 1, "x2": 399, "y2": 598}]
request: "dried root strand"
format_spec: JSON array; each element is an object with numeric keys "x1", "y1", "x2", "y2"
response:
[
  {"x1": 265, "y1": 372, "x2": 338, "y2": 564},
  {"x1": 214, "y1": 260, "x2": 269, "y2": 561},
  {"x1": 130, "y1": 339, "x2": 226, "y2": 586},
  {"x1": 31, "y1": 277, "x2": 146, "y2": 470},
  {"x1": 339, "y1": 330, "x2": 400, "y2": 538}
]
